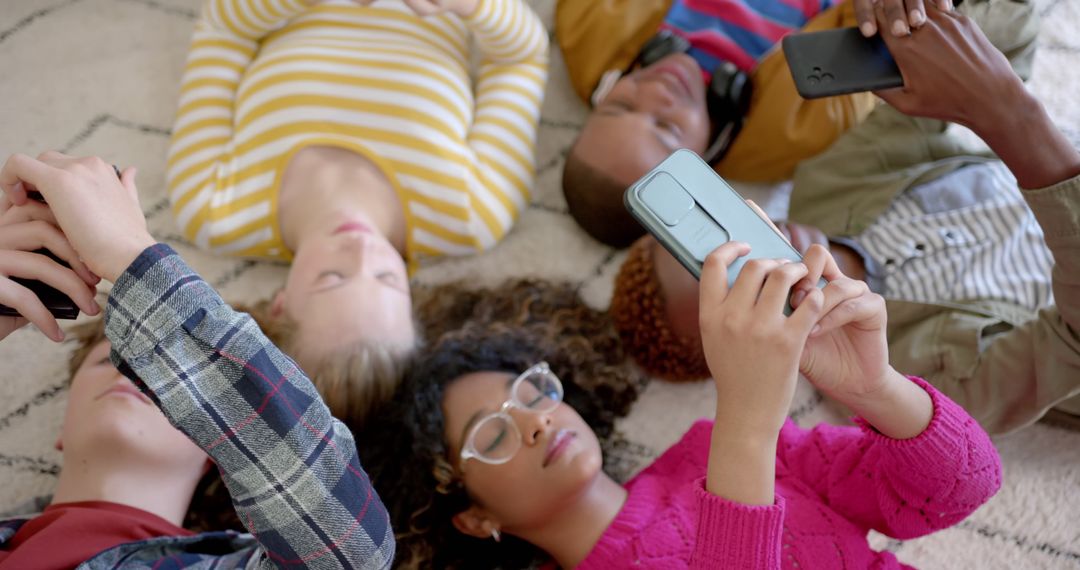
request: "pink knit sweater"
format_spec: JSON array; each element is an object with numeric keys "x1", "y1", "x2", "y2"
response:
[{"x1": 577, "y1": 378, "x2": 1002, "y2": 569}]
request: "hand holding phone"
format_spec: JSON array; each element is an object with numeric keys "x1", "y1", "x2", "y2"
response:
[
  {"x1": 0, "y1": 192, "x2": 101, "y2": 341},
  {"x1": 782, "y1": 27, "x2": 903, "y2": 99},
  {"x1": 0, "y1": 153, "x2": 153, "y2": 283},
  {"x1": 624, "y1": 149, "x2": 825, "y2": 314}
]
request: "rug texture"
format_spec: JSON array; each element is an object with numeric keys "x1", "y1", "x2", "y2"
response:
[{"x1": 0, "y1": 0, "x2": 1078, "y2": 567}]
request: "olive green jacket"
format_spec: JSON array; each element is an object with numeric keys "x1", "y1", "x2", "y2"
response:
[{"x1": 788, "y1": 0, "x2": 1080, "y2": 433}]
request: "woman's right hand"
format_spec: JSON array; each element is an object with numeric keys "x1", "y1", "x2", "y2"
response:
[
  {"x1": 0, "y1": 195, "x2": 101, "y2": 342},
  {"x1": 698, "y1": 242, "x2": 825, "y2": 438}
]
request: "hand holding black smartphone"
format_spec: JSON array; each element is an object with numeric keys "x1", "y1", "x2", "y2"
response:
[
  {"x1": 0, "y1": 192, "x2": 83, "y2": 320},
  {"x1": 782, "y1": 27, "x2": 903, "y2": 99}
]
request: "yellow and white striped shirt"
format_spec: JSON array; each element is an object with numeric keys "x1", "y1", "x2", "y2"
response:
[{"x1": 167, "y1": 0, "x2": 548, "y2": 261}]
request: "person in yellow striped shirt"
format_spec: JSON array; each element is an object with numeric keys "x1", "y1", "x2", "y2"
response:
[{"x1": 166, "y1": 0, "x2": 548, "y2": 424}]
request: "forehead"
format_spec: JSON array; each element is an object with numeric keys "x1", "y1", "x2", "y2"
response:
[
  {"x1": 577, "y1": 116, "x2": 669, "y2": 184},
  {"x1": 443, "y1": 371, "x2": 515, "y2": 438}
]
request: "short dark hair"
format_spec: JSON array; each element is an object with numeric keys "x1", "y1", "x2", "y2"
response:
[{"x1": 562, "y1": 140, "x2": 646, "y2": 248}]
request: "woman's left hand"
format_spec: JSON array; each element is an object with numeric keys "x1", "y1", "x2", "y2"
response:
[{"x1": 792, "y1": 245, "x2": 892, "y2": 401}]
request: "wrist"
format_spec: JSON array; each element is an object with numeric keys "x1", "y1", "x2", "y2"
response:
[
  {"x1": 100, "y1": 237, "x2": 156, "y2": 282},
  {"x1": 824, "y1": 367, "x2": 905, "y2": 410},
  {"x1": 835, "y1": 369, "x2": 934, "y2": 439},
  {"x1": 710, "y1": 403, "x2": 785, "y2": 448},
  {"x1": 968, "y1": 79, "x2": 1040, "y2": 144}
]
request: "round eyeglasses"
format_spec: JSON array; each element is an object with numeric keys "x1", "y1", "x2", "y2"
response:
[{"x1": 458, "y1": 362, "x2": 564, "y2": 466}]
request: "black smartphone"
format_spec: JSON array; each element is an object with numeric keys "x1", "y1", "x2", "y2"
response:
[
  {"x1": 0, "y1": 192, "x2": 81, "y2": 320},
  {"x1": 782, "y1": 27, "x2": 903, "y2": 99}
]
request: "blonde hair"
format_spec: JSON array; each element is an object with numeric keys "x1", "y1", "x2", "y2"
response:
[{"x1": 238, "y1": 297, "x2": 420, "y2": 428}]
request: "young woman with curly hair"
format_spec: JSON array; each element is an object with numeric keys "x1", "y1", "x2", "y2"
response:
[{"x1": 362, "y1": 242, "x2": 1003, "y2": 569}]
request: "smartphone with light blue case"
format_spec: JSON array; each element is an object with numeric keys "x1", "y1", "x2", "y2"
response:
[{"x1": 624, "y1": 149, "x2": 823, "y2": 314}]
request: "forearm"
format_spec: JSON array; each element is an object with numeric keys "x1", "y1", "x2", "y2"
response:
[
  {"x1": 970, "y1": 82, "x2": 1080, "y2": 190},
  {"x1": 167, "y1": 19, "x2": 252, "y2": 215},
  {"x1": 104, "y1": 244, "x2": 394, "y2": 569},
  {"x1": 828, "y1": 368, "x2": 933, "y2": 440},
  {"x1": 202, "y1": 0, "x2": 310, "y2": 41},
  {"x1": 463, "y1": 0, "x2": 548, "y2": 64},
  {"x1": 706, "y1": 420, "x2": 777, "y2": 506}
]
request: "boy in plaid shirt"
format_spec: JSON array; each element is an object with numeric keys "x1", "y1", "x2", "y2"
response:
[{"x1": 0, "y1": 154, "x2": 394, "y2": 568}]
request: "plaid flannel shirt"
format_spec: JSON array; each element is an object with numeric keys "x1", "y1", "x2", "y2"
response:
[{"x1": 0, "y1": 244, "x2": 394, "y2": 569}]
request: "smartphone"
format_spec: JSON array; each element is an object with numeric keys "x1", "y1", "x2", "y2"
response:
[
  {"x1": 782, "y1": 27, "x2": 903, "y2": 99},
  {"x1": 624, "y1": 149, "x2": 823, "y2": 314},
  {"x1": 0, "y1": 192, "x2": 81, "y2": 320}
]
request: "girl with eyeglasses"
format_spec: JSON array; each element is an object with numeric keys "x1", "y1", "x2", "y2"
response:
[{"x1": 364, "y1": 243, "x2": 1002, "y2": 569}]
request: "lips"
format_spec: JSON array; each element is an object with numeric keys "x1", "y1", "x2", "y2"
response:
[
  {"x1": 652, "y1": 62, "x2": 693, "y2": 99},
  {"x1": 333, "y1": 221, "x2": 372, "y2": 235},
  {"x1": 96, "y1": 382, "x2": 153, "y2": 405},
  {"x1": 543, "y1": 429, "x2": 577, "y2": 467}
]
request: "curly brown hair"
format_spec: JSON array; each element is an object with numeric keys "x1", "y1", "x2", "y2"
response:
[
  {"x1": 65, "y1": 319, "x2": 241, "y2": 533},
  {"x1": 609, "y1": 236, "x2": 711, "y2": 381},
  {"x1": 360, "y1": 278, "x2": 645, "y2": 569}
]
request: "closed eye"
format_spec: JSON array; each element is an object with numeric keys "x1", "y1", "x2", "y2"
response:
[
  {"x1": 313, "y1": 270, "x2": 347, "y2": 292},
  {"x1": 377, "y1": 271, "x2": 407, "y2": 293}
]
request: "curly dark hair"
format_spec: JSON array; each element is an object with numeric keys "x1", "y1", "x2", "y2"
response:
[
  {"x1": 360, "y1": 279, "x2": 645, "y2": 569},
  {"x1": 609, "y1": 236, "x2": 710, "y2": 381},
  {"x1": 66, "y1": 319, "x2": 242, "y2": 534}
]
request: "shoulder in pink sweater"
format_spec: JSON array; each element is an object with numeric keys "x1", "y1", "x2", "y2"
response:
[{"x1": 577, "y1": 377, "x2": 1002, "y2": 569}]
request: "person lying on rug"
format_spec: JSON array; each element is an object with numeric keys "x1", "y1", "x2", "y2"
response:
[
  {"x1": 611, "y1": 0, "x2": 1080, "y2": 434},
  {"x1": 557, "y1": 0, "x2": 937, "y2": 247},
  {"x1": 361, "y1": 238, "x2": 1002, "y2": 569},
  {"x1": 0, "y1": 152, "x2": 394, "y2": 568},
  {"x1": 166, "y1": 0, "x2": 548, "y2": 426}
]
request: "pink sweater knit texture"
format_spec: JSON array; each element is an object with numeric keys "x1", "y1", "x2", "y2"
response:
[{"x1": 577, "y1": 378, "x2": 1002, "y2": 569}]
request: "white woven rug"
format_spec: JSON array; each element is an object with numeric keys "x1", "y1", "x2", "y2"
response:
[{"x1": 1, "y1": 0, "x2": 1077, "y2": 567}]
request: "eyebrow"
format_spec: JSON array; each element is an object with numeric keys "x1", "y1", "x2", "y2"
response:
[
  {"x1": 592, "y1": 108, "x2": 678, "y2": 153},
  {"x1": 456, "y1": 374, "x2": 519, "y2": 451},
  {"x1": 314, "y1": 279, "x2": 351, "y2": 294},
  {"x1": 653, "y1": 130, "x2": 678, "y2": 153}
]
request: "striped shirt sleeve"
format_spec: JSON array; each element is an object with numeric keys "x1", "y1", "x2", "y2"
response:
[
  {"x1": 166, "y1": 0, "x2": 308, "y2": 249},
  {"x1": 461, "y1": 0, "x2": 549, "y2": 243},
  {"x1": 103, "y1": 244, "x2": 395, "y2": 570}
]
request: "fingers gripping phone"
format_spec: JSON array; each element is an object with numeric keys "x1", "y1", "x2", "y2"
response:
[
  {"x1": 624, "y1": 149, "x2": 823, "y2": 315},
  {"x1": 782, "y1": 27, "x2": 903, "y2": 99},
  {"x1": 0, "y1": 192, "x2": 81, "y2": 320}
]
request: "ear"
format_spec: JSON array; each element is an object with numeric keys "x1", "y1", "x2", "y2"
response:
[
  {"x1": 451, "y1": 505, "x2": 500, "y2": 540},
  {"x1": 269, "y1": 290, "x2": 287, "y2": 320},
  {"x1": 590, "y1": 69, "x2": 622, "y2": 107}
]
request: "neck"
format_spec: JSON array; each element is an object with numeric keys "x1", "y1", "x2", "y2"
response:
[
  {"x1": 278, "y1": 146, "x2": 407, "y2": 253},
  {"x1": 513, "y1": 473, "x2": 627, "y2": 568},
  {"x1": 50, "y1": 451, "x2": 201, "y2": 527}
]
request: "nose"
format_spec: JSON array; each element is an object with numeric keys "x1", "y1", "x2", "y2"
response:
[
  {"x1": 511, "y1": 407, "x2": 553, "y2": 447},
  {"x1": 638, "y1": 77, "x2": 678, "y2": 109}
]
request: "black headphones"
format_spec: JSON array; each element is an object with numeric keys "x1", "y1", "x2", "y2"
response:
[{"x1": 603, "y1": 30, "x2": 753, "y2": 165}]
